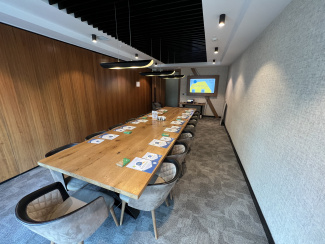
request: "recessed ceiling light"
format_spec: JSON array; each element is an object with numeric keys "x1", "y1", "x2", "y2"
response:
[
  {"x1": 213, "y1": 59, "x2": 216, "y2": 64},
  {"x1": 214, "y1": 47, "x2": 219, "y2": 54}
]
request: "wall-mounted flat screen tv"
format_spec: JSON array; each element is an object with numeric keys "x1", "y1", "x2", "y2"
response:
[{"x1": 187, "y1": 75, "x2": 219, "y2": 97}]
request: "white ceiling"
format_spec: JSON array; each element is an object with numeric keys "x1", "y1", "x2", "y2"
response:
[{"x1": 0, "y1": 0, "x2": 292, "y2": 68}]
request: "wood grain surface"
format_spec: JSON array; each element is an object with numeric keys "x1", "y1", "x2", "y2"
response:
[
  {"x1": 38, "y1": 107, "x2": 194, "y2": 199},
  {"x1": 0, "y1": 23, "x2": 153, "y2": 182}
]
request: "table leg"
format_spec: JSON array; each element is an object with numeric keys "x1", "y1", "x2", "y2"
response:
[{"x1": 106, "y1": 191, "x2": 140, "y2": 219}]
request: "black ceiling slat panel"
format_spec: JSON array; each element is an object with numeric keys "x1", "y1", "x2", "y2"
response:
[
  {"x1": 47, "y1": 0, "x2": 206, "y2": 63},
  {"x1": 93, "y1": 15, "x2": 204, "y2": 30}
]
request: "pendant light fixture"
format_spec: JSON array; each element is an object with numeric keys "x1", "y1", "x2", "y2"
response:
[
  {"x1": 100, "y1": 1, "x2": 153, "y2": 69},
  {"x1": 161, "y1": 52, "x2": 185, "y2": 79},
  {"x1": 140, "y1": 39, "x2": 174, "y2": 76},
  {"x1": 161, "y1": 75, "x2": 185, "y2": 79}
]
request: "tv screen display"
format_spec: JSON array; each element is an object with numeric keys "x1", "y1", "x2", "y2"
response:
[{"x1": 189, "y1": 78, "x2": 215, "y2": 94}]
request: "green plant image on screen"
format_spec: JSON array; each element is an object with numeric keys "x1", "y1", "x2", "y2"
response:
[{"x1": 189, "y1": 78, "x2": 215, "y2": 93}]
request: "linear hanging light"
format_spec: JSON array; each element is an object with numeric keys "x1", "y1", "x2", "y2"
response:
[
  {"x1": 161, "y1": 74, "x2": 185, "y2": 79},
  {"x1": 140, "y1": 39, "x2": 171, "y2": 76},
  {"x1": 140, "y1": 70, "x2": 175, "y2": 76},
  {"x1": 100, "y1": 2, "x2": 153, "y2": 69},
  {"x1": 101, "y1": 60, "x2": 154, "y2": 69}
]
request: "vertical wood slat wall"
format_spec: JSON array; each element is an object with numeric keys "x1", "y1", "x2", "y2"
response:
[{"x1": 0, "y1": 23, "x2": 152, "y2": 182}]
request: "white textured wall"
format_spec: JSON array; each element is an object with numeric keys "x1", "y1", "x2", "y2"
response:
[
  {"x1": 179, "y1": 67, "x2": 228, "y2": 116},
  {"x1": 225, "y1": 0, "x2": 325, "y2": 243}
]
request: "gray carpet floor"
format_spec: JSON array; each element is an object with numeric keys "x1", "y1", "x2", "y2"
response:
[{"x1": 0, "y1": 117, "x2": 268, "y2": 244}]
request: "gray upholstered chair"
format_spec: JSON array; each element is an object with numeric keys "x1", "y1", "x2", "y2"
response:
[
  {"x1": 108, "y1": 123, "x2": 124, "y2": 130},
  {"x1": 185, "y1": 122, "x2": 197, "y2": 133},
  {"x1": 15, "y1": 182, "x2": 118, "y2": 244},
  {"x1": 177, "y1": 129, "x2": 195, "y2": 148},
  {"x1": 119, "y1": 159, "x2": 181, "y2": 239},
  {"x1": 152, "y1": 102, "x2": 162, "y2": 110},
  {"x1": 166, "y1": 141, "x2": 189, "y2": 176},
  {"x1": 84, "y1": 130, "x2": 106, "y2": 141},
  {"x1": 191, "y1": 115, "x2": 199, "y2": 120},
  {"x1": 45, "y1": 143, "x2": 88, "y2": 192},
  {"x1": 125, "y1": 118, "x2": 136, "y2": 123},
  {"x1": 189, "y1": 118, "x2": 198, "y2": 125}
]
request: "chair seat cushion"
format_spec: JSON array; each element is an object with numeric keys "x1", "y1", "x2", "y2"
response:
[
  {"x1": 179, "y1": 132, "x2": 193, "y2": 139},
  {"x1": 171, "y1": 145, "x2": 186, "y2": 155},
  {"x1": 72, "y1": 187, "x2": 115, "y2": 208},
  {"x1": 65, "y1": 177, "x2": 88, "y2": 191},
  {"x1": 49, "y1": 197, "x2": 86, "y2": 220}
]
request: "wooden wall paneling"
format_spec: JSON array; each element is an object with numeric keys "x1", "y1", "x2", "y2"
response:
[
  {"x1": 0, "y1": 23, "x2": 155, "y2": 182},
  {"x1": 35, "y1": 38, "x2": 70, "y2": 151},
  {"x1": 53, "y1": 41, "x2": 84, "y2": 143},
  {"x1": 0, "y1": 27, "x2": 20, "y2": 180},
  {"x1": 0, "y1": 112, "x2": 19, "y2": 181},
  {"x1": 28, "y1": 34, "x2": 68, "y2": 155},
  {"x1": 73, "y1": 48, "x2": 94, "y2": 137},
  {"x1": 91, "y1": 53, "x2": 107, "y2": 130},
  {"x1": 0, "y1": 25, "x2": 43, "y2": 172},
  {"x1": 125, "y1": 70, "x2": 133, "y2": 119},
  {"x1": 80, "y1": 52, "x2": 99, "y2": 135}
]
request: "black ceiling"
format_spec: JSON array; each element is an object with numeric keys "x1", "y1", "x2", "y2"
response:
[{"x1": 48, "y1": 0, "x2": 207, "y2": 64}]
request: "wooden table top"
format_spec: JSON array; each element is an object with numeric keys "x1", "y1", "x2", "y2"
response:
[{"x1": 38, "y1": 107, "x2": 194, "y2": 199}]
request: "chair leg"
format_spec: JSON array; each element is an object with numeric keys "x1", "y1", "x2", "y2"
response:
[
  {"x1": 151, "y1": 210, "x2": 158, "y2": 240},
  {"x1": 120, "y1": 200, "x2": 126, "y2": 225},
  {"x1": 165, "y1": 198, "x2": 169, "y2": 207},
  {"x1": 169, "y1": 190, "x2": 173, "y2": 200},
  {"x1": 110, "y1": 207, "x2": 119, "y2": 226}
]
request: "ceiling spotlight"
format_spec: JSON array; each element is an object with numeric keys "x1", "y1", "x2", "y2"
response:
[
  {"x1": 135, "y1": 54, "x2": 138, "y2": 59},
  {"x1": 219, "y1": 14, "x2": 226, "y2": 27},
  {"x1": 213, "y1": 59, "x2": 216, "y2": 64},
  {"x1": 92, "y1": 34, "x2": 97, "y2": 43},
  {"x1": 214, "y1": 47, "x2": 219, "y2": 54},
  {"x1": 155, "y1": 62, "x2": 157, "y2": 66}
]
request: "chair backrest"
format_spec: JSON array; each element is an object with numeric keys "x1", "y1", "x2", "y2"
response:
[
  {"x1": 45, "y1": 143, "x2": 79, "y2": 158},
  {"x1": 152, "y1": 102, "x2": 162, "y2": 110},
  {"x1": 125, "y1": 118, "x2": 136, "y2": 123},
  {"x1": 15, "y1": 182, "x2": 108, "y2": 244},
  {"x1": 85, "y1": 130, "x2": 107, "y2": 141},
  {"x1": 167, "y1": 141, "x2": 189, "y2": 166},
  {"x1": 127, "y1": 159, "x2": 180, "y2": 211},
  {"x1": 108, "y1": 123, "x2": 124, "y2": 130}
]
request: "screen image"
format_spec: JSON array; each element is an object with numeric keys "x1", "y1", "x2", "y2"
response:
[{"x1": 189, "y1": 78, "x2": 215, "y2": 94}]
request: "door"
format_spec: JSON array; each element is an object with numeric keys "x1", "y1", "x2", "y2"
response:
[{"x1": 165, "y1": 78, "x2": 179, "y2": 107}]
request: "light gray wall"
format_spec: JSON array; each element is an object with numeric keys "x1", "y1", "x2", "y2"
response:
[
  {"x1": 225, "y1": 0, "x2": 325, "y2": 243},
  {"x1": 180, "y1": 67, "x2": 228, "y2": 116}
]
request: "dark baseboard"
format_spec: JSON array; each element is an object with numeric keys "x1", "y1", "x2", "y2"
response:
[
  {"x1": 202, "y1": 115, "x2": 221, "y2": 118},
  {"x1": 224, "y1": 126, "x2": 275, "y2": 244},
  {"x1": 0, "y1": 166, "x2": 39, "y2": 185}
]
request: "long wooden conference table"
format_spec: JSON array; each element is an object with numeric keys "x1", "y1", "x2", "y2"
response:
[{"x1": 38, "y1": 107, "x2": 194, "y2": 206}]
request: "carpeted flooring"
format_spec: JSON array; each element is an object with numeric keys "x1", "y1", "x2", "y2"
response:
[{"x1": 0, "y1": 117, "x2": 268, "y2": 244}]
